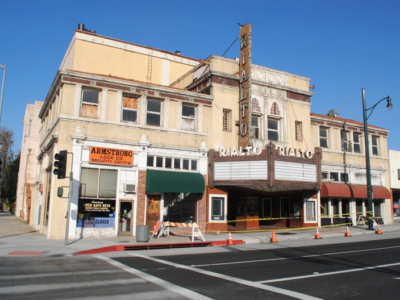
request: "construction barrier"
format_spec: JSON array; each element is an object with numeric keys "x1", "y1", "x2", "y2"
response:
[{"x1": 152, "y1": 221, "x2": 205, "y2": 242}]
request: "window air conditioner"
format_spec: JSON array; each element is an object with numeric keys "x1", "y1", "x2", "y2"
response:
[{"x1": 124, "y1": 184, "x2": 136, "y2": 193}]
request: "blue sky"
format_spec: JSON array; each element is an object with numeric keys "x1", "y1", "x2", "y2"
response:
[{"x1": 1, "y1": 0, "x2": 399, "y2": 152}]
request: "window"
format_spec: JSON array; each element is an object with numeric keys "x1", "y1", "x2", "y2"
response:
[
  {"x1": 295, "y1": 121, "x2": 303, "y2": 142},
  {"x1": 340, "y1": 173, "x2": 348, "y2": 183},
  {"x1": 147, "y1": 156, "x2": 154, "y2": 167},
  {"x1": 268, "y1": 118, "x2": 279, "y2": 141},
  {"x1": 81, "y1": 89, "x2": 99, "y2": 119},
  {"x1": 80, "y1": 168, "x2": 117, "y2": 198},
  {"x1": 122, "y1": 95, "x2": 138, "y2": 123},
  {"x1": 165, "y1": 158, "x2": 172, "y2": 169},
  {"x1": 292, "y1": 199, "x2": 302, "y2": 218},
  {"x1": 262, "y1": 198, "x2": 272, "y2": 217},
  {"x1": 353, "y1": 132, "x2": 361, "y2": 153},
  {"x1": 322, "y1": 172, "x2": 329, "y2": 180},
  {"x1": 342, "y1": 199, "x2": 350, "y2": 216},
  {"x1": 156, "y1": 157, "x2": 163, "y2": 168},
  {"x1": 251, "y1": 116, "x2": 260, "y2": 139},
  {"x1": 280, "y1": 197, "x2": 290, "y2": 217},
  {"x1": 372, "y1": 136, "x2": 379, "y2": 156},
  {"x1": 164, "y1": 193, "x2": 200, "y2": 223},
  {"x1": 374, "y1": 200, "x2": 382, "y2": 218},
  {"x1": 330, "y1": 172, "x2": 339, "y2": 181},
  {"x1": 305, "y1": 199, "x2": 317, "y2": 222},
  {"x1": 319, "y1": 127, "x2": 329, "y2": 148},
  {"x1": 320, "y1": 198, "x2": 329, "y2": 216},
  {"x1": 147, "y1": 156, "x2": 198, "y2": 171},
  {"x1": 174, "y1": 158, "x2": 180, "y2": 169},
  {"x1": 341, "y1": 130, "x2": 349, "y2": 151},
  {"x1": 182, "y1": 104, "x2": 196, "y2": 131},
  {"x1": 147, "y1": 99, "x2": 162, "y2": 126},
  {"x1": 209, "y1": 195, "x2": 227, "y2": 222},
  {"x1": 182, "y1": 159, "x2": 189, "y2": 170},
  {"x1": 332, "y1": 199, "x2": 339, "y2": 216},
  {"x1": 223, "y1": 109, "x2": 232, "y2": 132}
]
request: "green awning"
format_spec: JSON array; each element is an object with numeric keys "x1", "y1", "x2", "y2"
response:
[{"x1": 146, "y1": 169, "x2": 205, "y2": 193}]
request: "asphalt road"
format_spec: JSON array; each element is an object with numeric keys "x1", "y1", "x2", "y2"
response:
[
  {"x1": 1, "y1": 238, "x2": 400, "y2": 300},
  {"x1": 114, "y1": 238, "x2": 400, "y2": 300}
]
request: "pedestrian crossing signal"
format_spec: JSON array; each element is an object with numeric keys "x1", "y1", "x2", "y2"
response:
[{"x1": 54, "y1": 150, "x2": 67, "y2": 179}]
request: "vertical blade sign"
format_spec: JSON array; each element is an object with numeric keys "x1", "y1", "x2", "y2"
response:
[{"x1": 239, "y1": 23, "x2": 252, "y2": 149}]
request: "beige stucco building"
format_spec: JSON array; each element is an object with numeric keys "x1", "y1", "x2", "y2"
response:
[
  {"x1": 28, "y1": 23, "x2": 392, "y2": 240},
  {"x1": 15, "y1": 101, "x2": 43, "y2": 225},
  {"x1": 311, "y1": 111, "x2": 391, "y2": 226}
]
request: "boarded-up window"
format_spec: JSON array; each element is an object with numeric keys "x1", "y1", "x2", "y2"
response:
[
  {"x1": 270, "y1": 102, "x2": 281, "y2": 116},
  {"x1": 81, "y1": 89, "x2": 99, "y2": 119},
  {"x1": 122, "y1": 96, "x2": 138, "y2": 123}
]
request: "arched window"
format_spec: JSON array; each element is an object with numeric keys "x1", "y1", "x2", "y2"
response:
[{"x1": 270, "y1": 102, "x2": 280, "y2": 116}]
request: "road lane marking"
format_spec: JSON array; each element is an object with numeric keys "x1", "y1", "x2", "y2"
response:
[
  {"x1": 191, "y1": 245, "x2": 400, "y2": 267},
  {"x1": 0, "y1": 269, "x2": 123, "y2": 280},
  {"x1": 257, "y1": 261, "x2": 400, "y2": 283},
  {"x1": 94, "y1": 255, "x2": 213, "y2": 300},
  {"x1": 0, "y1": 278, "x2": 144, "y2": 294},
  {"x1": 129, "y1": 253, "x2": 322, "y2": 300}
]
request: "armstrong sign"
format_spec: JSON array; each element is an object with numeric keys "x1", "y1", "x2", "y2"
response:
[
  {"x1": 89, "y1": 146, "x2": 133, "y2": 166},
  {"x1": 217, "y1": 144, "x2": 313, "y2": 159}
]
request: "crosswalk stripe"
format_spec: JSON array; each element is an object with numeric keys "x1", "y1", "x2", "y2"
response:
[{"x1": 0, "y1": 269, "x2": 123, "y2": 280}]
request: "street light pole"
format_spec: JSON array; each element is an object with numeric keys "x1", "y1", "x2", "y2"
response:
[
  {"x1": 361, "y1": 88, "x2": 392, "y2": 230},
  {"x1": 0, "y1": 64, "x2": 6, "y2": 125}
]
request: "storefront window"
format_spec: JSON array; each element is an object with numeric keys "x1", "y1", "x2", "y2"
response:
[
  {"x1": 342, "y1": 199, "x2": 350, "y2": 216},
  {"x1": 237, "y1": 197, "x2": 259, "y2": 216},
  {"x1": 76, "y1": 199, "x2": 116, "y2": 228},
  {"x1": 292, "y1": 199, "x2": 302, "y2": 219},
  {"x1": 262, "y1": 198, "x2": 271, "y2": 217},
  {"x1": 356, "y1": 200, "x2": 364, "y2": 216},
  {"x1": 78, "y1": 168, "x2": 118, "y2": 228},
  {"x1": 306, "y1": 200, "x2": 317, "y2": 222},
  {"x1": 374, "y1": 200, "x2": 382, "y2": 218},
  {"x1": 163, "y1": 193, "x2": 200, "y2": 223},
  {"x1": 280, "y1": 198, "x2": 290, "y2": 217},
  {"x1": 332, "y1": 199, "x2": 339, "y2": 216},
  {"x1": 321, "y1": 198, "x2": 329, "y2": 216}
]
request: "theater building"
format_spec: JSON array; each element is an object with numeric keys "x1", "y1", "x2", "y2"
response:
[
  {"x1": 174, "y1": 24, "x2": 321, "y2": 232},
  {"x1": 33, "y1": 23, "x2": 392, "y2": 239}
]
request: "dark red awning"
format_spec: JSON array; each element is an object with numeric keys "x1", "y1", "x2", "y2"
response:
[{"x1": 321, "y1": 183, "x2": 391, "y2": 199}]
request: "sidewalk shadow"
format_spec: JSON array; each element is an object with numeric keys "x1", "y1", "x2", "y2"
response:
[{"x1": 0, "y1": 230, "x2": 39, "y2": 238}]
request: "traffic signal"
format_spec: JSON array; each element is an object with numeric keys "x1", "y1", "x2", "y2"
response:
[{"x1": 54, "y1": 150, "x2": 67, "y2": 179}]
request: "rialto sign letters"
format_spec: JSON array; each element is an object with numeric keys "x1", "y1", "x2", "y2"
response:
[{"x1": 217, "y1": 144, "x2": 314, "y2": 159}]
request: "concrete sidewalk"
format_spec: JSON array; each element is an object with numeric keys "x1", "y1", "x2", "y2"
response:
[{"x1": 1, "y1": 211, "x2": 400, "y2": 257}]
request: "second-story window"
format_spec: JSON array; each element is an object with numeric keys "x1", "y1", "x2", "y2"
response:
[
  {"x1": 81, "y1": 89, "x2": 99, "y2": 119},
  {"x1": 122, "y1": 95, "x2": 138, "y2": 123},
  {"x1": 223, "y1": 109, "x2": 232, "y2": 132},
  {"x1": 341, "y1": 130, "x2": 349, "y2": 151},
  {"x1": 319, "y1": 127, "x2": 329, "y2": 148},
  {"x1": 295, "y1": 121, "x2": 303, "y2": 142},
  {"x1": 372, "y1": 136, "x2": 379, "y2": 156},
  {"x1": 252, "y1": 116, "x2": 260, "y2": 139},
  {"x1": 147, "y1": 99, "x2": 162, "y2": 126},
  {"x1": 268, "y1": 118, "x2": 279, "y2": 141},
  {"x1": 182, "y1": 104, "x2": 196, "y2": 131},
  {"x1": 353, "y1": 132, "x2": 361, "y2": 153}
]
